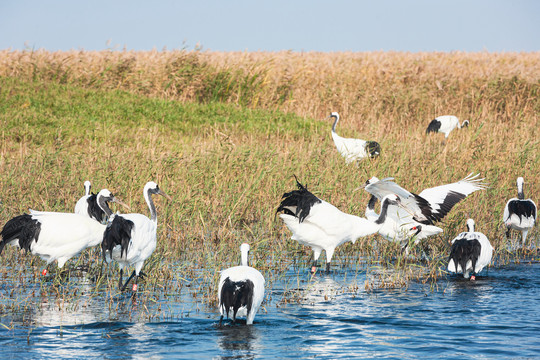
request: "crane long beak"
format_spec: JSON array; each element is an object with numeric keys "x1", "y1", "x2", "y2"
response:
[
  {"x1": 158, "y1": 189, "x2": 172, "y2": 201},
  {"x1": 112, "y1": 197, "x2": 130, "y2": 211}
]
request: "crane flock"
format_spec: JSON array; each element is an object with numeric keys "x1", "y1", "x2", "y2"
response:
[{"x1": 0, "y1": 110, "x2": 537, "y2": 326}]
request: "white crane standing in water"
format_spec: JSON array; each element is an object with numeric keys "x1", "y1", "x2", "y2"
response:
[
  {"x1": 0, "y1": 189, "x2": 127, "y2": 275},
  {"x1": 101, "y1": 181, "x2": 171, "y2": 291},
  {"x1": 277, "y1": 178, "x2": 405, "y2": 273},
  {"x1": 218, "y1": 243, "x2": 265, "y2": 325},
  {"x1": 448, "y1": 219, "x2": 493, "y2": 280},
  {"x1": 503, "y1": 177, "x2": 537, "y2": 249}
]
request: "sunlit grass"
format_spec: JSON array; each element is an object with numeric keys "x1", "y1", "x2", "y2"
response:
[{"x1": 0, "y1": 50, "x2": 539, "y2": 321}]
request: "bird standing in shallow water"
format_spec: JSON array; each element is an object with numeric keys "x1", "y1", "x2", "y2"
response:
[
  {"x1": 327, "y1": 112, "x2": 381, "y2": 164},
  {"x1": 277, "y1": 178, "x2": 403, "y2": 273},
  {"x1": 426, "y1": 115, "x2": 469, "y2": 143},
  {"x1": 0, "y1": 189, "x2": 126, "y2": 275},
  {"x1": 503, "y1": 177, "x2": 537, "y2": 249},
  {"x1": 101, "y1": 181, "x2": 171, "y2": 291},
  {"x1": 448, "y1": 219, "x2": 493, "y2": 280},
  {"x1": 218, "y1": 243, "x2": 265, "y2": 326}
]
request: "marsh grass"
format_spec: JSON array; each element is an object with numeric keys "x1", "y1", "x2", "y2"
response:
[{"x1": 0, "y1": 50, "x2": 539, "y2": 321}]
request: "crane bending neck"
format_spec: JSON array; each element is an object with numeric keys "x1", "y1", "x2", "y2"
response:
[
  {"x1": 331, "y1": 115, "x2": 339, "y2": 132},
  {"x1": 144, "y1": 190, "x2": 158, "y2": 222}
]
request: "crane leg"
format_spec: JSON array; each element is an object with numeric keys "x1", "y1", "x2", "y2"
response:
[
  {"x1": 118, "y1": 268, "x2": 124, "y2": 289},
  {"x1": 120, "y1": 270, "x2": 137, "y2": 291}
]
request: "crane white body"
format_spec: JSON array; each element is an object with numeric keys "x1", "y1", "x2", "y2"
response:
[
  {"x1": 448, "y1": 219, "x2": 493, "y2": 279},
  {"x1": 27, "y1": 213, "x2": 106, "y2": 268},
  {"x1": 102, "y1": 181, "x2": 170, "y2": 291},
  {"x1": 277, "y1": 179, "x2": 402, "y2": 272},
  {"x1": 426, "y1": 115, "x2": 469, "y2": 139},
  {"x1": 218, "y1": 243, "x2": 265, "y2": 325},
  {"x1": 503, "y1": 177, "x2": 537, "y2": 248},
  {"x1": 327, "y1": 112, "x2": 380, "y2": 164},
  {"x1": 0, "y1": 189, "x2": 121, "y2": 271}
]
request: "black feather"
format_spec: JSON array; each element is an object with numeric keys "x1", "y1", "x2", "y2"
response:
[
  {"x1": 86, "y1": 193, "x2": 106, "y2": 222},
  {"x1": 413, "y1": 190, "x2": 467, "y2": 225},
  {"x1": 426, "y1": 119, "x2": 441, "y2": 134},
  {"x1": 0, "y1": 214, "x2": 41, "y2": 253},
  {"x1": 220, "y1": 277, "x2": 254, "y2": 321},
  {"x1": 102, "y1": 215, "x2": 134, "y2": 260},
  {"x1": 276, "y1": 178, "x2": 321, "y2": 223},
  {"x1": 365, "y1": 141, "x2": 381, "y2": 158},
  {"x1": 448, "y1": 238, "x2": 481, "y2": 275},
  {"x1": 505, "y1": 200, "x2": 537, "y2": 223}
]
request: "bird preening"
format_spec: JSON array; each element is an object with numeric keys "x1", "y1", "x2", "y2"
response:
[
  {"x1": 218, "y1": 243, "x2": 265, "y2": 325},
  {"x1": 447, "y1": 219, "x2": 493, "y2": 280},
  {"x1": 327, "y1": 112, "x2": 381, "y2": 163},
  {"x1": 503, "y1": 177, "x2": 537, "y2": 249},
  {"x1": 277, "y1": 177, "x2": 405, "y2": 273}
]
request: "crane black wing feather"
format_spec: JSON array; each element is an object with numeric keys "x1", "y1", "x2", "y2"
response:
[
  {"x1": 276, "y1": 179, "x2": 321, "y2": 223},
  {"x1": 102, "y1": 216, "x2": 134, "y2": 260},
  {"x1": 0, "y1": 214, "x2": 41, "y2": 253},
  {"x1": 426, "y1": 119, "x2": 441, "y2": 134}
]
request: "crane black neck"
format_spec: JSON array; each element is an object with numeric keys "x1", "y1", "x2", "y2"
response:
[
  {"x1": 97, "y1": 196, "x2": 113, "y2": 217},
  {"x1": 331, "y1": 115, "x2": 339, "y2": 132},
  {"x1": 367, "y1": 195, "x2": 377, "y2": 210},
  {"x1": 145, "y1": 189, "x2": 158, "y2": 222},
  {"x1": 375, "y1": 198, "x2": 394, "y2": 224}
]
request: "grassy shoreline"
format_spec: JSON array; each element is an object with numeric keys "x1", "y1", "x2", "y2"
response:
[{"x1": 0, "y1": 51, "x2": 539, "y2": 306}]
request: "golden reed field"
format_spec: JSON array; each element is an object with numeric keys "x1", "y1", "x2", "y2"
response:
[{"x1": 0, "y1": 50, "x2": 538, "y2": 292}]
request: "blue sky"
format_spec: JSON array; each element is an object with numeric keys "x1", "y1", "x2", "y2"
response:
[{"x1": 1, "y1": 0, "x2": 539, "y2": 52}]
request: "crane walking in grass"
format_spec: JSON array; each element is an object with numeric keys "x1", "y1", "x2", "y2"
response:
[
  {"x1": 426, "y1": 115, "x2": 469, "y2": 143},
  {"x1": 327, "y1": 112, "x2": 381, "y2": 163},
  {"x1": 101, "y1": 181, "x2": 171, "y2": 292},
  {"x1": 503, "y1": 177, "x2": 537, "y2": 249},
  {"x1": 448, "y1": 219, "x2": 493, "y2": 280},
  {"x1": 218, "y1": 243, "x2": 265, "y2": 325}
]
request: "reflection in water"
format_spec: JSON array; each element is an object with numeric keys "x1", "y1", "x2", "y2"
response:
[{"x1": 216, "y1": 324, "x2": 261, "y2": 360}]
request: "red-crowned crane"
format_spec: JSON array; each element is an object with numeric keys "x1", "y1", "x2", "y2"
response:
[
  {"x1": 426, "y1": 115, "x2": 469, "y2": 143},
  {"x1": 0, "y1": 189, "x2": 126, "y2": 274},
  {"x1": 365, "y1": 194, "x2": 443, "y2": 254},
  {"x1": 74, "y1": 180, "x2": 111, "y2": 223},
  {"x1": 503, "y1": 177, "x2": 537, "y2": 249},
  {"x1": 326, "y1": 112, "x2": 381, "y2": 164},
  {"x1": 363, "y1": 173, "x2": 486, "y2": 253},
  {"x1": 448, "y1": 219, "x2": 493, "y2": 280},
  {"x1": 277, "y1": 178, "x2": 403, "y2": 273},
  {"x1": 218, "y1": 243, "x2": 265, "y2": 325},
  {"x1": 101, "y1": 181, "x2": 171, "y2": 291}
]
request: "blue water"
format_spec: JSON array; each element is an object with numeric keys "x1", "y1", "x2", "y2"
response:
[{"x1": 1, "y1": 262, "x2": 539, "y2": 359}]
